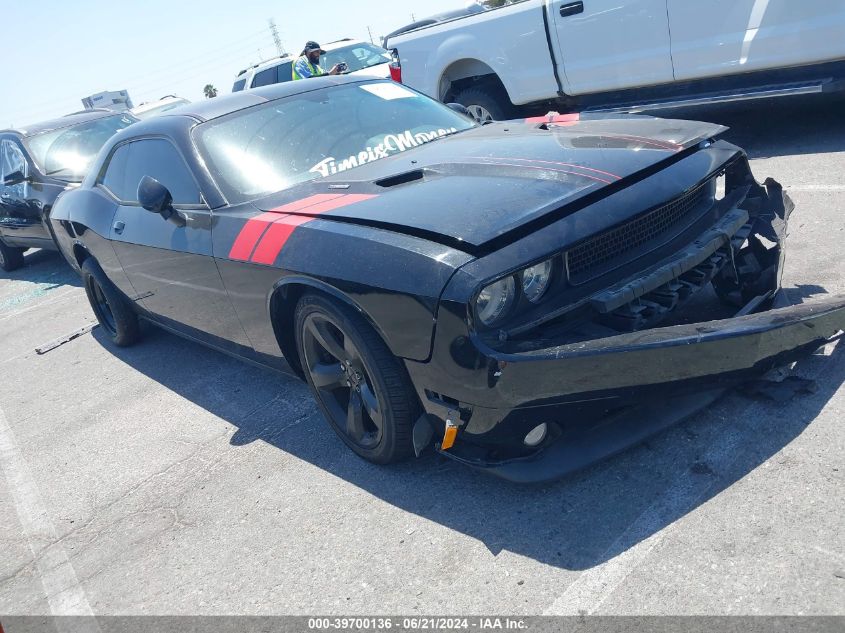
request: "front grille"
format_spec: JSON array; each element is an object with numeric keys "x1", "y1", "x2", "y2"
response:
[{"x1": 566, "y1": 181, "x2": 711, "y2": 284}]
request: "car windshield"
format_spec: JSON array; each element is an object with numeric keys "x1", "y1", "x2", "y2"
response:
[
  {"x1": 320, "y1": 43, "x2": 392, "y2": 73},
  {"x1": 195, "y1": 81, "x2": 476, "y2": 204},
  {"x1": 25, "y1": 113, "x2": 137, "y2": 182}
]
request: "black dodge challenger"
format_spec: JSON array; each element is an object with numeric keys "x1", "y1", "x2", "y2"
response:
[{"x1": 49, "y1": 77, "x2": 845, "y2": 482}]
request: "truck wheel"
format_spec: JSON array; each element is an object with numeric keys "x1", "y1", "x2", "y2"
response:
[
  {"x1": 295, "y1": 292, "x2": 417, "y2": 464},
  {"x1": 0, "y1": 241, "x2": 25, "y2": 272},
  {"x1": 454, "y1": 86, "x2": 515, "y2": 122},
  {"x1": 81, "y1": 258, "x2": 141, "y2": 347}
]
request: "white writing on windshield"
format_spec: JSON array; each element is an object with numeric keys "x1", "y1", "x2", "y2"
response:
[{"x1": 309, "y1": 127, "x2": 458, "y2": 178}]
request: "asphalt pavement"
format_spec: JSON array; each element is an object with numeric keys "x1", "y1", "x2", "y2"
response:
[{"x1": 0, "y1": 94, "x2": 843, "y2": 616}]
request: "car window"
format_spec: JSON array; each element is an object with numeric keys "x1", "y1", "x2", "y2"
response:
[
  {"x1": 195, "y1": 81, "x2": 477, "y2": 204},
  {"x1": 320, "y1": 44, "x2": 391, "y2": 74},
  {"x1": 232, "y1": 78, "x2": 247, "y2": 92},
  {"x1": 101, "y1": 139, "x2": 201, "y2": 206},
  {"x1": 276, "y1": 62, "x2": 293, "y2": 83},
  {"x1": 1, "y1": 139, "x2": 28, "y2": 185},
  {"x1": 251, "y1": 67, "x2": 278, "y2": 88},
  {"x1": 100, "y1": 143, "x2": 132, "y2": 200},
  {"x1": 24, "y1": 114, "x2": 136, "y2": 182}
]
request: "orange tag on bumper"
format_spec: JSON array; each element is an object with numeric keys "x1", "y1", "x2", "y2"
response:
[{"x1": 441, "y1": 420, "x2": 458, "y2": 451}]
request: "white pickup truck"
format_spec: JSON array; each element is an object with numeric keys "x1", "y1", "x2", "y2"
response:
[{"x1": 385, "y1": 0, "x2": 845, "y2": 120}]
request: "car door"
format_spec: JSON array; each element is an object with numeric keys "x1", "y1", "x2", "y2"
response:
[
  {"x1": 548, "y1": 0, "x2": 675, "y2": 95},
  {"x1": 667, "y1": 0, "x2": 845, "y2": 81},
  {"x1": 99, "y1": 138, "x2": 251, "y2": 350},
  {"x1": 0, "y1": 138, "x2": 44, "y2": 244}
]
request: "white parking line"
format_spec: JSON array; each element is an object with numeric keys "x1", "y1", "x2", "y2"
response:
[{"x1": 0, "y1": 404, "x2": 97, "y2": 618}]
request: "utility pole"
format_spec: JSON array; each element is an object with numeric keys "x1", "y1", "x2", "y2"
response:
[
  {"x1": 268, "y1": 18, "x2": 286, "y2": 56},
  {"x1": 411, "y1": 13, "x2": 416, "y2": 21},
  {"x1": 367, "y1": 26, "x2": 375, "y2": 44}
]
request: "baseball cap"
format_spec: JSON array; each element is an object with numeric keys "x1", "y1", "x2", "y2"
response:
[{"x1": 302, "y1": 41, "x2": 326, "y2": 55}]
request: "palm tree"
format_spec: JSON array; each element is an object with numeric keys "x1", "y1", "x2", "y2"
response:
[{"x1": 203, "y1": 84, "x2": 218, "y2": 99}]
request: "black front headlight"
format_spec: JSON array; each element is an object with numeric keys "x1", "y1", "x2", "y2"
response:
[
  {"x1": 521, "y1": 258, "x2": 554, "y2": 304},
  {"x1": 476, "y1": 275, "x2": 518, "y2": 327},
  {"x1": 473, "y1": 257, "x2": 558, "y2": 329}
]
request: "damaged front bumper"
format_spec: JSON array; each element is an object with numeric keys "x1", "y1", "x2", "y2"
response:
[{"x1": 407, "y1": 174, "x2": 845, "y2": 482}]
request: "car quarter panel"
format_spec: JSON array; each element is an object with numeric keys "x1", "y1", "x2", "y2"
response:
[
  {"x1": 211, "y1": 206, "x2": 473, "y2": 363},
  {"x1": 49, "y1": 187, "x2": 135, "y2": 295}
]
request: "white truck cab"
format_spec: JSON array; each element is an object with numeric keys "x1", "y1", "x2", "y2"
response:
[{"x1": 386, "y1": 0, "x2": 845, "y2": 119}]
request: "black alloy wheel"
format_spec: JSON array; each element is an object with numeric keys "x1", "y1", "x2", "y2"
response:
[
  {"x1": 81, "y1": 258, "x2": 141, "y2": 347},
  {"x1": 89, "y1": 276, "x2": 117, "y2": 335},
  {"x1": 295, "y1": 293, "x2": 416, "y2": 464}
]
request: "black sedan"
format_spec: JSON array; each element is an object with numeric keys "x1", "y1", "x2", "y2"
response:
[
  {"x1": 49, "y1": 77, "x2": 845, "y2": 482},
  {"x1": 1, "y1": 109, "x2": 137, "y2": 271}
]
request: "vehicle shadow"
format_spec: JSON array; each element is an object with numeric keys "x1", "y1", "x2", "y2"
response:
[
  {"x1": 92, "y1": 300, "x2": 845, "y2": 571},
  {"x1": 640, "y1": 93, "x2": 845, "y2": 159},
  {"x1": 0, "y1": 249, "x2": 80, "y2": 288}
]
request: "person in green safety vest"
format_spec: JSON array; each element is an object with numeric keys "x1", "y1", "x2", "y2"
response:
[{"x1": 292, "y1": 41, "x2": 343, "y2": 80}]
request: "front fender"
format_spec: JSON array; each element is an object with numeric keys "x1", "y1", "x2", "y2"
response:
[{"x1": 212, "y1": 209, "x2": 473, "y2": 363}]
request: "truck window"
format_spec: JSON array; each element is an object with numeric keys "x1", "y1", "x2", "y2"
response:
[{"x1": 252, "y1": 67, "x2": 278, "y2": 88}]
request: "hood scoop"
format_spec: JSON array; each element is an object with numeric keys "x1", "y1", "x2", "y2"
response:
[{"x1": 375, "y1": 169, "x2": 425, "y2": 188}]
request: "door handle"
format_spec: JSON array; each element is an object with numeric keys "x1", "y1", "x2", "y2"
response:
[
  {"x1": 560, "y1": 1, "x2": 584, "y2": 17},
  {"x1": 113, "y1": 220, "x2": 125, "y2": 235}
]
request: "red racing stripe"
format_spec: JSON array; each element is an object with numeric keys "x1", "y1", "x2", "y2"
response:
[
  {"x1": 470, "y1": 160, "x2": 614, "y2": 185},
  {"x1": 269, "y1": 193, "x2": 347, "y2": 214},
  {"x1": 250, "y1": 215, "x2": 312, "y2": 265},
  {"x1": 228, "y1": 212, "x2": 284, "y2": 261},
  {"x1": 250, "y1": 193, "x2": 378, "y2": 265},
  {"x1": 298, "y1": 193, "x2": 377, "y2": 214},
  {"x1": 230, "y1": 194, "x2": 366, "y2": 261},
  {"x1": 467, "y1": 156, "x2": 621, "y2": 180}
]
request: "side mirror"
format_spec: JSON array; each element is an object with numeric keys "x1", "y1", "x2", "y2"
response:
[
  {"x1": 137, "y1": 175, "x2": 185, "y2": 227},
  {"x1": 446, "y1": 102, "x2": 471, "y2": 118},
  {"x1": 138, "y1": 175, "x2": 172, "y2": 213},
  {"x1": 2, "y1": 170, "x2": 29, "y2": 186}
]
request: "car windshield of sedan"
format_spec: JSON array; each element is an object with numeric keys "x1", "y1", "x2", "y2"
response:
[
  {"x1": 195, "y1": 81, "x2": 477, "y2": 203},
  {"x1": 25, "y1": 113, "x2": 137, "y2": 182},
  {"x1": 319, "y1": 43, "x2": 392, "y2": 73}
]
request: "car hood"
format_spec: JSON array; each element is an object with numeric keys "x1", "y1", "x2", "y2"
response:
[
  {"x1": 348, "y1": 62, "x2": 391, "y2": 79},
  {"x1": 254, "y1": 115, "x2": 728, "y2": 251}
]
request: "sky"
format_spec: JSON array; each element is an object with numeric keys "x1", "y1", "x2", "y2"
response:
[{"x1": 3, "y1": 0, "x2": 465, "y2": 128}]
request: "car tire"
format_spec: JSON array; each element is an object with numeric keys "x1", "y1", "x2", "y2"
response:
[
  {"x1": 0, "y1": 240, "x2": 25, "y2": 272},
  {"x1": 81, "y1": 258, "x2": 141, "y2": 347},
  {"x1": 453, "y1": 85, "x2": 515, "y2": 123},
  {"x1": 294, "y1": 292, "x2": 417, "y2": 464}
]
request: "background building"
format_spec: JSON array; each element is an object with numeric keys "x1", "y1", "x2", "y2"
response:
[{"x1": 81, "y1": 89, "x2": 133, "y2": 111}]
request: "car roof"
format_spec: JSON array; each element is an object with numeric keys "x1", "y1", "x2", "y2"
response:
[
  {"x1": 236, "y1": 54, "x2": 295, "y2": 79},
  {"x1": 322, "y1": 38, "x2": 367, "y2": 51},
  {"x1": 131, "y1": 96, "x2": 190, "y2": 115},
  {"x1": 0, "y1": 109, "x2": 130, "y2": 138},
  {"x1": 159, "y1": 75, "x2": 379, "y2": 123}
]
